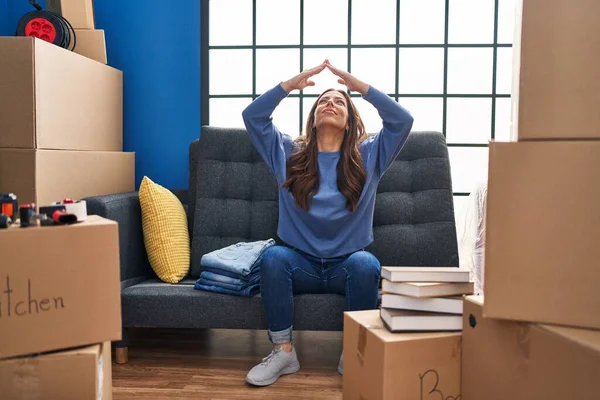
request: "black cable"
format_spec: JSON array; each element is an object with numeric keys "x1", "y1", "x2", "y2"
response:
[
  {"x1": 29, "y1": 0, "x2": 42, "y2": 11},
  {"x1": 46, "y1": 9, "x2": 77, "y2": 51}
]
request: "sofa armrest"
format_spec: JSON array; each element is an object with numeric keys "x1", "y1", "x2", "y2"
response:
[{"x1": 84, "y1": 192, "x2": 154, "y2": 288}]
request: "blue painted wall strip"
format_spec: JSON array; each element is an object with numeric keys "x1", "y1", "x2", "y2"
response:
[
  {"x1": 0, "y1": 0, "x2": 8, "y2": 36},
  {"x1": 94, "y1": 1, "x2": 201, "y2": 190},
  {"x1": 1, "y1": 0, "x2": 47, "y2": 35}
]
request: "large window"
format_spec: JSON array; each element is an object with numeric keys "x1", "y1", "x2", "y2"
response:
[{"x1": 201, "y1": 0, "x2": 516, "y2": 212}]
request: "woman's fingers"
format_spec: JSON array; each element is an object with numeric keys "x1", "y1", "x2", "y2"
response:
[
  {"x1": 312, "y1": 65, "x2": 326, "y2": 76},
  {"x1": 283, "y1": 61, "x2": 328, "y2": 92},
  {"x1": 290, "y1": 60, "x2": 351, "y2": 91},
  {"x1": 305, "y1": 62, "x2": 327, "y2": 77},
  {"x1": 326, "y1": 62, "x2": 346, "y2": 78},
  {"x1": 294, "y1": 61, "x2": 326, "y2": 89}
]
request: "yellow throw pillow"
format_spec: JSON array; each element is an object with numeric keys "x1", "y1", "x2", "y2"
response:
[{"x1": 139, "y1": 176, "x2": 190, "y2": 283}]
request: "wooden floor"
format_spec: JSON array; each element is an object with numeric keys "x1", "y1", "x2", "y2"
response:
[{"x1": 111, "y1": 328, "x2": 343, "y2": 399}]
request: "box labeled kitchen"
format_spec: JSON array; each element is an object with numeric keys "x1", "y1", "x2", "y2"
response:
[{"x1": 0, "y1": 216, "x2": 121, "y2": 360}]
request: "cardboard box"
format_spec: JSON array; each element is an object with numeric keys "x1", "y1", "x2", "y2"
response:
[
  {"x1": 0, "y1": 37, "x2": 122, "y2": 151},
  {"x1": 0, "y1": 342, "x2": 112, "y2": 400},
  {"x1": 462, "y1": 296, "x2": 600, "y2": 400},
  {"x1": 74, "y1": 29, "x2": 107, "y2": 64},
  {"x1": 511, "y1": 0, "x2": 600, "y2": 140},
  {"x1": 0, "y1": 149, "x2": 134, "y2": 206},
  {"x1": 343, "y1": 310, "x2": 461, "y2": 400},
  {"x1": 46, "y1": 0, "x2": 95, "y2": 29},
  {"x1": 484, "y1": 141, "x2": 600, "y2": 329},
  {"x1": 462, "y1": 296, "x2": 528, "y2": 400},
  {"x1": 0, "y1": 217, "x2": 121, "y2": 359}
]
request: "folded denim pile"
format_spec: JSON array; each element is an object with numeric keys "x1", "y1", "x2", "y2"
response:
[{"x1": 194, "y1": 238, "x2": 275, "y2": 297}]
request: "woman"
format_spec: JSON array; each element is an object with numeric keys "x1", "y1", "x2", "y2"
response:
[{"x1": 242, "y1": 60, "x2": 413, "y2": 386}]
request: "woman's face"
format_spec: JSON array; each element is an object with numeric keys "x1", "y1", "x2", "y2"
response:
[{"x1": 313, "y1": 91, "x2": 349, "y2": 132}]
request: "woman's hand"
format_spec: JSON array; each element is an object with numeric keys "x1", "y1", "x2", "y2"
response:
[
  {"x1": 325, "y1": 61, "x2": 370, "y2": 95},
  {"x1": 281, "y1": 61, "x2": 327, "y2": 93}
]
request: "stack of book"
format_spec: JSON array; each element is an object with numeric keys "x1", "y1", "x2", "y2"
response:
[{"x1": 379, "y1": 267, "x2": 474, "y2": 332}]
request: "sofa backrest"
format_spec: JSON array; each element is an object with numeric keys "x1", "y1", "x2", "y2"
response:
[{"x1": 188, "y1": 127, "x2": 459, "y2": 278}]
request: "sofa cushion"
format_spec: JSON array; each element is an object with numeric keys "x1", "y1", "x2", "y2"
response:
[
  {"x1": 369, "y1": 131, "x2": 458, "y2": 266},
  {"x1": 121, "y1": 278, "x2": 344, "y2": 330},
  {"x1": 190, "y1": 127, "x2": 280, "y2": 278},
  {"x1": 189, "y1": 128, "x2": 458, "y2": 278},
  {"x1": 139, "y1": 176, "x2": 190, "y2": 283}
]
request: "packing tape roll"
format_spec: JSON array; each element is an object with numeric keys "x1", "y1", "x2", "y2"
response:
[{"x1": 50, "y1": 200, "x2": 87, "y2": 222}]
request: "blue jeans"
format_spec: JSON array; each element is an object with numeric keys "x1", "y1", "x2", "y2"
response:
[
  {"x1": 202, "y1": 266, "x2": 261, "y2": 281},
  {"x1": 195, "y1": 270, "x2": 262, "y2": 297},
  {"x1": 194, "y1": 281, "x2": 260, "y2": 297},
  {"x1": 200, "y1": 270, "x2": 260, "y2": 287},
  {"x1": 201, "y1": 239, "x2": 275, "y2": 278},
  {"x1": 259, "y1": 245, "x2": 381, "y2": 344}
]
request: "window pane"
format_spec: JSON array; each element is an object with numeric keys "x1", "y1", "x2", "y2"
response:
[
  {"x1": 304, "y1": 0, "x2": 348, "y2": 45},
  {"x1": 209, "y1": 98, "x2": 253, "y2": 128},
  {"x1": 272, "y1": 98, "x2": 301, "y2": 138},
  {"x1": 498, "y1": 0, "x2": 518, "y2": 43},
  {"x1": 303, "y1": 48, "x2": 348, "y2": 94},
  {"x1": 351, "y1": 48, "x2": 396, "y2": 94},
  {"x1": 496, "y1": 47, "x2": 513, "y2": 95},
  {"x1": 448, "y1": 147, "x2": 489, "y2": 193},
  {"x1": 398, "y1": 48, "x2": 444, "y2": 94},
  {"x1": 399, "y1": 0, "x2": 445, "y2": 44},
  {"x1": 256, "y1": 49, "x2": 300, "y2": 94},
  {"x1": 446, "y1": 98, "x2": 492, "y2": 144},
  {"x1": 209, "y1": 0, "x2": 252, "y2": 46},
  {"x1": 397, "y1": 97, "x2": 443, "y2": 133},
  {"x1": 448, "y1": 0, "x2": 494, "y2": 44},
  {"x1": 352, "y1": 0, "x2": 396, "y2": 44},
  {"x1": 302, "y1": 97, "x2": 316, "y2": 136},
  {"x1": 256, "y1": 0, "x2": 300, "y2": 45},
  {"x1": 352, "y1": 97, "x2": 384, "y2": 135},
  {"x1": 448, "y1": 48, "x2": 493, "y2": 94},
  {"x1": 494, "y1": 97, "x2": 512, "y2": 141},
  {"x1": 210, "y1": 50, "x2": 253, "y2": 95}
]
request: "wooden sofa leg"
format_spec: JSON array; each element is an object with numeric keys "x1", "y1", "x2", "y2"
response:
[
  {"x1": 114, "y1": 327, "x2": 129, "y2": 364},
  {"x1": 115, "y1": 347, "x2": 129, "y2": 364}
]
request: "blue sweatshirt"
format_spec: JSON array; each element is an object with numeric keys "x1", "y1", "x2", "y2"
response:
[{"x1": 242, "y1": 84, "x2": 414, "y2": 258}]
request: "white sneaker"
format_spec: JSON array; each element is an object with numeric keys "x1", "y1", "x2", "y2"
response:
[
  {"x1": 246, "y1": 345, "x2": 301, "y2": 386},
  {"x1": 338, "y1": 352, "x2": 343, "y2": 375}
]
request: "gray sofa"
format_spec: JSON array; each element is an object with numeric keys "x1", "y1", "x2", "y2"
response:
[{"x1": 84, "y1": 127, "x2": 459, "y2": 361}]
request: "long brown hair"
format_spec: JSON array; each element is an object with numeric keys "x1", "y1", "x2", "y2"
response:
[{"x1": 282, "y1": 89, "x2": 368, "y2": 212}]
